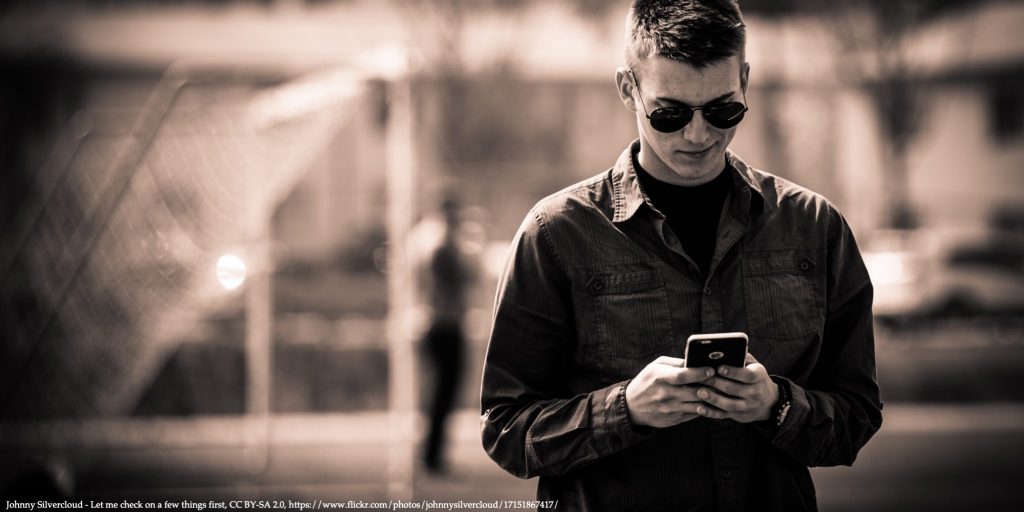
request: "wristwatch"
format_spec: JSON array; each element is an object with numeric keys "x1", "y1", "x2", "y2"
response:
[{"x1": 769, "y1": 376, "x2": 792, "y2": 429}]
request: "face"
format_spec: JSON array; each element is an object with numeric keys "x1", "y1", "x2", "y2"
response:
[{"x1": 617, "y1": 54, "x2": 749, "y2": 186}]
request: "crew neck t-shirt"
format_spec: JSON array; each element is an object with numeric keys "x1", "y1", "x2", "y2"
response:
[{"x1": 632, "y1": 155, "x2": 732, "y2": 278}]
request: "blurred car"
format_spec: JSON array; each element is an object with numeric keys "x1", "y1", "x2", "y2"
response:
[{"x1": 864, "y1": 225, "x2": 1024, "y2": 338}]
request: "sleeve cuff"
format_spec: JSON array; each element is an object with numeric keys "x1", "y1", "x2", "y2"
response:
[
  {"x1": 591, "y1": 380, "x2": 653, "y2": 453},
  {"x1": 753, "y1": 375, "x2": 811, "y2": 449}
]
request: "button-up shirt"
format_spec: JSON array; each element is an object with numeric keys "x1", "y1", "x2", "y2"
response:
[{"x1": 480, "y1": 141, "x2": 883, "y2": 512}]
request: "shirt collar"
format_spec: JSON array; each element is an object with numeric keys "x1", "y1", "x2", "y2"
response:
[{"x1": 611, "y1": 139, "x2": 765, "y2": 224}]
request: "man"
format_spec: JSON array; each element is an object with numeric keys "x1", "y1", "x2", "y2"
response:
[
  {"x1": 480, "y1": 1, "x2": 883, "y2": 510},
  {"x1": 416, "y1": 194, "x2": 476, "y2": 474}
]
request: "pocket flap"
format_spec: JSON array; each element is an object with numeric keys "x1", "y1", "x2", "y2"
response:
[
  {"x1": 743, "y1": 250, "x2": 817, "y2": 276},
  {"x1": 585, "y1": 269, "x2": 664, "y2": 295}
]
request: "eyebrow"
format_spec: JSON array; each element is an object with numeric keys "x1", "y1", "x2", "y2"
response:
[{"x1": 655, "y1": 91, "x2": 736, "y2": 107}]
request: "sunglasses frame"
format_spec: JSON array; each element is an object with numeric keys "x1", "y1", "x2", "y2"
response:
[{"x1": 627, "y1": 69, "x2": 749, "y2": 133}]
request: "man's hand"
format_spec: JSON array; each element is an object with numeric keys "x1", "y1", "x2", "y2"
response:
[
  {"x1": 625, "y1": 356, "x2": 719, "y2": 428},
  {"x1": 694, "y1": 353, "x2": 779, "y2": 423}
]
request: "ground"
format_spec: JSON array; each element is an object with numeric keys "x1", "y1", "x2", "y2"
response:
[{"x1": 5, "y1": 403, "x2": 1015, "y2": 512}]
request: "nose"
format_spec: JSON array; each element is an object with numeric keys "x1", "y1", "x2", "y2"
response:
[{"x1": 682, "y1": 109, "x2": 711, "y2": 146}]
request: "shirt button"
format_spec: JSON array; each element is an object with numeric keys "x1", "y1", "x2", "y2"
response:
[
  {"x1": 799, "y1": 257, "x2": 814, "y2": 271},
  {"x1": 704, "y1": 286, "x2": 712, "y2": 296},
  {"x1": 587, "y1": 276, "x2": 606, "y2": 293},
  {"x1": 722, "y1": 470, "x2": 732, "y2": 478}
]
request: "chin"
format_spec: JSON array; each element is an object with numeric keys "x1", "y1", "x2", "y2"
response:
[{"x1": 669, "y1": 154, "x2": 723, "y2": 181}]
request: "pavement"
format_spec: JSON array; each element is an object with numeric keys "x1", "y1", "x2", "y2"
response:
[{"x1": 4, "y1": 404, "x2": 1023, "y2": 511}]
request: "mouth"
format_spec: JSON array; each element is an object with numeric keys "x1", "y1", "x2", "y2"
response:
[{"x1": 678, "y1": 144, "x2": 715, "y2": 159}]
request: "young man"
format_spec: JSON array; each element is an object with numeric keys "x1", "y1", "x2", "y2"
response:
[{"x1": 480, "y1": 1, "x2": 882, "y2": 511}]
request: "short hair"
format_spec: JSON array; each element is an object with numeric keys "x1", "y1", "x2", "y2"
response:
[{"x1": 625, "y1": 0, "x2": 746, "y2": 71}]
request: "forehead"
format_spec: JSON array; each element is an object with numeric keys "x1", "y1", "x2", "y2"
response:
[{"x1": 635, "y1": 55, "x2": 743, "y2": 104}]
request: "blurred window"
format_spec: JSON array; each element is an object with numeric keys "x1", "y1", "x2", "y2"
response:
[
  {"x1": 988, "y1": 80, "x2": 1024, "y2": 143},
  {"x1": 947, "y1": 240, "x2": 1024, "y2": 274}
]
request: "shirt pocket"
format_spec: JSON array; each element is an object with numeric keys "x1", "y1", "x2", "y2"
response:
[
  {"x1": 580, "y1": 266, "x2": 675, "y2": 378},
  {"x1": 742, "y1": 250, "x2": 825, "y2": 341}
]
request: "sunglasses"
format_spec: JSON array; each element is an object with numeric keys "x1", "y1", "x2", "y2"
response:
[{"x1": 628, "y1": 70, "x2": 748, "y2": 132}]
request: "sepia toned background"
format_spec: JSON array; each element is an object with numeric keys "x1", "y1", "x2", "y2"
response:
[{"x1": 1, "y1": 1, "x2": 1022, "y2": 510}]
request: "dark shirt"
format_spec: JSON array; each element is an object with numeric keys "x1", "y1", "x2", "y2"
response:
[
  {"x1": 632, "y1": 152, "x2": 733, "y2": 278},
  {"x1": 416, "y1": 221, "x2": 477, "y2": 325},
  {"x1": 425, "y1": 236, "x2": 473, "y2": 324},
  {"x1": 480, "y1": 141, "x2": 883, "y2": 512}
]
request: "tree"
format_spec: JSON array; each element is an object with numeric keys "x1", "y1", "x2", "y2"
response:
[{"x1": 819, "y1": 0, "x2": 979, "y2": 228}]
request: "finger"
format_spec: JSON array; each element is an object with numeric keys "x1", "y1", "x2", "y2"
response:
[
  {"x1": 694, "y1": 402, "x2": 729, "y2": 420},
  {"x1": 673, "y1": 401, "x2": 726, "y2": 418},
  {"x1": 717, "y1": 364, "x2": 762, "y2": 384},
  {"x1": 667, "y1": 385, "x2": 703, "y2": 403},
  {"x1": 744, "y1": 352, "x2": 758, "y2": 365},
  {"x1": 653, "y1": 356, "x2": 685, "y2": 368},
  {"x1": 648, "y1": 383, "x2": 702, "y2": 405},
  {"x1": 653, "y1": 397, "x2": 698, "y2": 414},
  {"x1": 702, "y1": 376, "x2": 751, "y2": 398},
  {"x1": 696, "y1": 386, "x2": 747, "y2": 412},
  {"x1": 653, "y1": 395, "x2": 708, "y2": 415},
  {"x1": 663, "y1": 367, "x2": 715, "y2": 386}
]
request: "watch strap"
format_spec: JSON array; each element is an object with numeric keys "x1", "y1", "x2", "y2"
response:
[{"x1": 769, "y1": 376, "x2": 792, "y2": 428}]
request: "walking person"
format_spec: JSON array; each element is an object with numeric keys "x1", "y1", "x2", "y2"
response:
[{"x1": 481, "y1": 1, "x2": 883, "y2": 510}]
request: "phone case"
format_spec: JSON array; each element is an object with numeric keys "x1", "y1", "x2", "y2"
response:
[{"x1": 684, "y1": 332, "x2": 748, "y2": 368}]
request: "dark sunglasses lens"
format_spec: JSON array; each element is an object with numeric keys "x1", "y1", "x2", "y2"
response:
[
  {"x1": 650, "y1": 108, "x2": 692, "y2": 133},
  {"x1": 705, "y1": 102, "x2": 747, "y2": 129}
]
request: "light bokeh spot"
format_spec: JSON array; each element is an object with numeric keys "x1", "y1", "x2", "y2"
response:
[{"x1": 216, "y1": 254, "x2": 247, "y2": 290}]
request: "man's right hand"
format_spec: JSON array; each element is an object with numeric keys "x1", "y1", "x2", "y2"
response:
[{"x1": 625, "y1": 356, "x2": 718, "y2": 428}]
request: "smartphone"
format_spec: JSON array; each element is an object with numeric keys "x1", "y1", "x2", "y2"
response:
[{"x1": 684, "y1": 332, "x2": 748, "y2": 369}]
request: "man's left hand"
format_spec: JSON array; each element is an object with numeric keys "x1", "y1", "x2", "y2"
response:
[{"x1": 694, "y1": 353, "x2": 779, "y2": 423}]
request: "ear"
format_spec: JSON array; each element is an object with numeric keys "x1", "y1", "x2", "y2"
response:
[
  {"x1": 615, "y1": 67, "x2": 638, "y2": 113},
  {"x1": 740, "y1": 61, "x2": 750, "y2": 93}
]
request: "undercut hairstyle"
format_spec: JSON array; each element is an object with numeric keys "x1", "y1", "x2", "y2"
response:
[{"x1": 625, "y1": 0, "x2": 746, "y2": 70}]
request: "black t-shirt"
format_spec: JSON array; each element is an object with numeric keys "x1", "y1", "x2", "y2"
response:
[{"x1": 633, "y1": 155, "x2": 732, "y2": 278}]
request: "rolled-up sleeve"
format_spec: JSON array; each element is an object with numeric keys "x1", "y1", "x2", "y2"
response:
[
  {"x1": 480, "y1": 207, "x2": 650, "y2": 479},
  {"x1": 764, "y1": 206, "x2": 884, "y2": 467}
]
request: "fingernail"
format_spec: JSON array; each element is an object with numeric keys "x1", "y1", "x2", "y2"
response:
[
  {"x1": 705, "y1": 369, "x2": 714, "y2": 378},
  {"x1": 697, "y1": 407, "x2": 707, "y2": 415},
  {"x1": 719, "y1": 367, "x2": 729, "y2": 376},
  {"x1": 698, "y1": 389, "x2": 708, "y2": 399}
]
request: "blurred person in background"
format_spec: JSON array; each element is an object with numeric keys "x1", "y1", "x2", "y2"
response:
[
  {"x1": 415, "y1": 192, "x2": 478, "y2": 475},
  {"x1": 480, "y1": 0, "x2": 882, "y2": 510}
]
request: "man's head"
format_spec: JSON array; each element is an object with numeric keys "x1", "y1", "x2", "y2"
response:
[
  {"x1": 625, "y1": 0, "x2": 746, "y2": 72},
  {"x1": 616, "y1": 0, "x2": 750, "y2": 186},
  {"x1": 441, "y1": 194, "x2": 461, "y2": 228}
]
